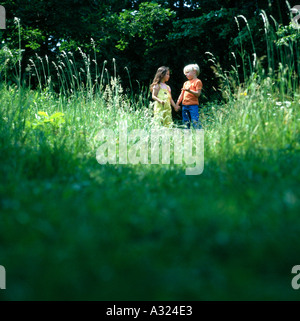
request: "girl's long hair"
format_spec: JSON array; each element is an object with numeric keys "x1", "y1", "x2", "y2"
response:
[{"x1": 150, "y1": 66, "x2": 169, "y2": 92}]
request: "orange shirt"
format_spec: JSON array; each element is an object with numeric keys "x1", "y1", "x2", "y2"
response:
[{"x1": 182, "y1": 78, "x2": 202, "y2": 105}]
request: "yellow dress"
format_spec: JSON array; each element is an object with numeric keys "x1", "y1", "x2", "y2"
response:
[{"x1": 154, "y1": 85, "x2": 173, "y2": 127}]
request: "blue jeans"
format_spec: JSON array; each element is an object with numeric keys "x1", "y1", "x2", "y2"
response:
[{"x1": 182, "y1": 105, "x2": 202, "y2": 129}]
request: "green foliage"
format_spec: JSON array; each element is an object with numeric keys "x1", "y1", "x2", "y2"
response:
[
  {"x1": 0, "y1": 46, "x2": 21, "y2": 78},
  {"x1": 26, "y1": 111, "x2": 65, "y2": 131},
  {"x1": 276, "y1": 23, "x2": 300, "y2": 46},
  {"x1": 116, "y1": 2, "x2": 175, "y2": 50},
  {"x1": 22, "y1": 28, "x2": 46, "y2": 51},
  {"x1": 170, "y1": 8, "x2": 236, "y2": 41},
  {"x1": 1, "y1": 0, "x2": 296, "y2": 95}
]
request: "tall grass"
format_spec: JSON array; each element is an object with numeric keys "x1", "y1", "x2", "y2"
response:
[
  {"x1": 211, "y1": 8, "x2": 299, "y2": 103},
  {"x1": 202, "y1": 7, "x2": 299, "y2": 159}
]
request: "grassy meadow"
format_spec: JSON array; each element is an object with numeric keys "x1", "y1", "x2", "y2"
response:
[{"x1": 0, "y1": 12, "x2": 300, "y2": 301}]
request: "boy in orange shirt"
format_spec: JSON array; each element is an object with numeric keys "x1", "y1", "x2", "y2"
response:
[{"x1": 175, "y1": 64, "x2": 203, "y2": 129}]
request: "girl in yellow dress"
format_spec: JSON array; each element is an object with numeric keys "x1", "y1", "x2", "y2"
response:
[{"x1": 150, "y1": 66, "x2": 178, "y2": 127}]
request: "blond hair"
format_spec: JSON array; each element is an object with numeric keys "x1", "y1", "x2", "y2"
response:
[{"x1": 183, "y1": 64, "x2": 200, "y2": 76}]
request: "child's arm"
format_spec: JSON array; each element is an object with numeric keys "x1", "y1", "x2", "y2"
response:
[
  {"x1": 176, "y1": 89, "x2": 184, "y2": 105},
  {"x1": 152, "y1": 84, "x2": 164, "y2": 105},
  {"x1": 175, "y1": 89, "x2": 184, "y2": 111},
  {"x1": 183, "y1": 86, "x2": 201, "y2": 97},
  {"x1": 183, "y1": 80, "x2": 202, "y2": 97},
  {"x1": 170, "y1": 96, "x2": 176, "y2": 109},
  {"x1": 168, "y1": 86, "x2": 177, "y2": 109}
]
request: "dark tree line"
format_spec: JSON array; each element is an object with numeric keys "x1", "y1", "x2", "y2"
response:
[{"x1": 0, "y1": 0, "x2": 298, "y2": 101}]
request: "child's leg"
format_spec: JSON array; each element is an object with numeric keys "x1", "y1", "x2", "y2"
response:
[
  {"x1": 189, "y1": 105, "x2": 202, "y2": 129},
  {"x1": 182, "y1": 105, "x2": 191, "y2": 129},
  {"x1": 154, "y1": 101, "x2": 164, "y2": 126},
  {"x1": 162, "y1": 105, "x2": 173, "y2": 127}
]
